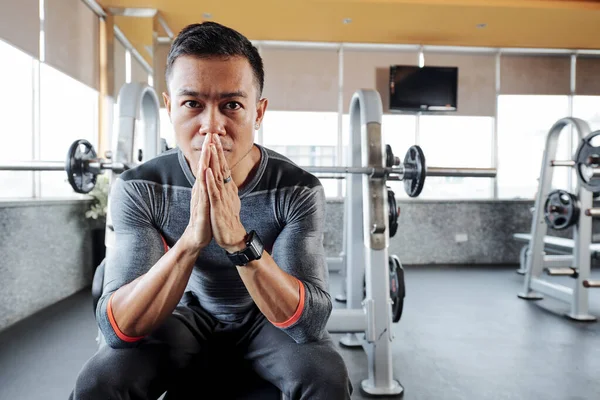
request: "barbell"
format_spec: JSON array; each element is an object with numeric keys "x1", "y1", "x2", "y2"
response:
[
  {"x1": 0, "y1": 139, "x2": 497, "y2": 198},
  {"x1": 305, "y1": 145, "x2": 496, "y2": 198},
  {"x1": 0, "y1": 139, "x2": 130, "y2": 194}
]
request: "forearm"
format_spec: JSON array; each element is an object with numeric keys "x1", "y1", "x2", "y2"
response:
[
  {"x1": 236, "y1": 251, "x2": 301, "y2": 324},
  {"x1": 238, "y1": 252, "x2": 333, "y2": 343},
  {"x1": 110, "y1": 234, "x2": 201, "y2": 337}
]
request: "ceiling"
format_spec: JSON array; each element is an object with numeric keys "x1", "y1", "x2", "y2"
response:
[{"x1": 98, "y1": 0, "x2": 600, "y2": 65}]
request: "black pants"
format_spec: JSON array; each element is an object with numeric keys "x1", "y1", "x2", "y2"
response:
[{"x1": 70, "y1": 300, "x2": 352, "y2": 400}]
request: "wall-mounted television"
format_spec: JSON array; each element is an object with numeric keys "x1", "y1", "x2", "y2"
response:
[{"x1": 389, "y1": 65, "x2": 458, "y2": 112}]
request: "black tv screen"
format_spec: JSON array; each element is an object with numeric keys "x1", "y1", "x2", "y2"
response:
[{"x1": 389, "y1": 65, "x2": 458, "y2": 112}]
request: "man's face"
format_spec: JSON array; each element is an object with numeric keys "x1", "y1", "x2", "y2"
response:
[{"x1": 163, "y1": 55, "x2": 266, "y2": 175}]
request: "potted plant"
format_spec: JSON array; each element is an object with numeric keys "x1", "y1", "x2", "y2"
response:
[{"x1": 85, "y1": 173, "x2": 109, "y2": 269}]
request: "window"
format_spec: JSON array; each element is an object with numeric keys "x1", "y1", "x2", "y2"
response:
[
  {"x1": 573, "y1": 96, "x2": 600, "y2": 132},
  {"x1": 262, "y1": 111, "x2": 339, "y2": 197},
  {"x1": 266, "y1": 145, "x2": 336, "y2": 168},
  {"x1": 497, "y1": 95, "x2": 571, "y2": 199},
  {"x1": 342, "y1": 114, "x2": 417, "y2": 198},
  {"x1": 159, "y1": 108, "x2": 176, "y2": 149},
  {"x1": 418, "y1": 115, "x2": 494, "y2": 199},
  {"x1": 0, "y1": 39, "x2": 35, "y2": 198},
  {"x1": 39, "y1": 63, "x2": 98, "y2": 197}
]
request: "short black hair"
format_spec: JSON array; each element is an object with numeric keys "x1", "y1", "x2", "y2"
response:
[{"x1": 165, "y1": 22, "x2": 264, "y2": 98}]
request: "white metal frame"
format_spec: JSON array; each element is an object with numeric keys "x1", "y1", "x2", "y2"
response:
[
  {"x1": 518, "y1": 117, "x2": 596, "y2": 321},
  {"x1": 325, "y1": 89, "x2": 403, "y2": 396},
  {"x1": 105, "y1": 82, "x2": 161, "y2": 250}
]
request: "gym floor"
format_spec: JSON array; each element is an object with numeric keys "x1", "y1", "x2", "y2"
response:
[{"x1": 2, "y1": 266, "x2": 600, "y2": 400}]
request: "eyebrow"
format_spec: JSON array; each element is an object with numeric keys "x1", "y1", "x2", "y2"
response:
[{"x1": 176, "y1": 88, "x2": 248, "y2": 99}]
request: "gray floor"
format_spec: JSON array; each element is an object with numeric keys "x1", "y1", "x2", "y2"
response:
[{"x1": 2, "y1": 266, "x2": 600, "y2": 400}]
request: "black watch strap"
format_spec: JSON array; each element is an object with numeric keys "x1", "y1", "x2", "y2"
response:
[{"x1": 226, "y1": 230, "x2": 264, "y2": 266}]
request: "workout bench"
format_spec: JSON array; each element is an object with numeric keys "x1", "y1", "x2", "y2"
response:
[{"x1": 513, "y1": 233, "x2": 600, "y2": 258}]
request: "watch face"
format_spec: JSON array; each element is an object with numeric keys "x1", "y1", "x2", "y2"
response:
[
  {"x1": 248, "y1": 233, "x2": 264, "y2": 258},
  {"x1": 249, "y1": 241, "x2": 261, "y2": 258}
]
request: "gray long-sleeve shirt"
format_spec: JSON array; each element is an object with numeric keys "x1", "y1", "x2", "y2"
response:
[{"x1": 96, "y1": 144, "x2": 332, "y2": 348}]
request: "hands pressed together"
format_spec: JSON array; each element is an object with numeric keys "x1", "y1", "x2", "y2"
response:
[{"x1": 185, "y1": 133, "x2": 248, "y2": 254}]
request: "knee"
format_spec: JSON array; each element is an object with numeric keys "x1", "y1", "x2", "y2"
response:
[
  {"x1": 292, "y1": 346, "x2": 352, "y2": 398},
  {"x1": 72, "y1": 354, "x2": 113, "y2": 398},
  {"x1": 314, "y1": 350, "x2": 351, "y2": 390},
  {"x1": 72, "y1": 349, "x2": 129, "y2": 398}
]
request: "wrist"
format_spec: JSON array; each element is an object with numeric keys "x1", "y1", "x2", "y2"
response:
[
  {"x1": 223, "y1": 229, "x2": 248, "y2": 254},
  {"x1": 180, "y1": 228, "x2": 207, "y2": 255},
  {"x1": 224, "y1": 230, "x2": 264, "y2": 267}
]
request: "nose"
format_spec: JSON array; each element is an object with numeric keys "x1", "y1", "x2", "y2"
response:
[{"x1": 198, "y1": 106, "x2": 226, "y2": 137}]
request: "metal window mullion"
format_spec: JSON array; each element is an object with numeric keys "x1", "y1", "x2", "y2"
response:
[
  {"x1": 568, "y1": 53, "x2": 576, "y2": 192},
  {"x1": 415, "y1": 113, "x2": 420, "y2": 145},
  {"x1": 493, "y1": 50, "x2": 501, "y2": 199},
  {"x1": 337, "y1": 44, "x2": 344, "y2": 199},
  {"x1": 33, "y1": 0, "x2": 44, "y2": 198},
  {"x1": 32, "y1": 60, "x2": 41, "y2": 198},
  {"x1": 414, "y1": 46, "x2": 421, "y2": 147}
]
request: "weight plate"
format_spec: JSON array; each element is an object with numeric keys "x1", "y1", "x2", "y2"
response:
[
  {"x1": 389, "y1": 255, "x2": 405, "y2": 323},
  {"x1": 403, "y1": 145, "x2": 426, "y2": 198},
  {"x1": 361, "y1": 255, "x2": 406, "y2": 323},
  {"x1": 543, "y1": 189, "x2": 579, "y2": 231},
  {"x1": 66, "y1": 139, "x2": 97, "y2": 194},
  {"x1": 386, "y1": 144, "x2": 395, "y2": 168},
  {"x1": 387, "y1": 187, "x2": 399, "y2": 238},
  {"x1": 575, "y1": 130, "x2": 600, "y2": 192}
]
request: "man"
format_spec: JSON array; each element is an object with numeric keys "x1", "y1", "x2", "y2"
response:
[{"x1": 70, "y1": 21, "x2": 352, "y2": 399}]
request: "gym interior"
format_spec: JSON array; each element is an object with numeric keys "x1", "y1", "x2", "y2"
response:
[{"x1": 2, "y1": 1, "x2": 600, "y2": 399}]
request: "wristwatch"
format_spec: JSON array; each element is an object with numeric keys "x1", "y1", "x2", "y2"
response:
[{"x1": 225, "y1": 230, "x2": 264, "y2": 266}]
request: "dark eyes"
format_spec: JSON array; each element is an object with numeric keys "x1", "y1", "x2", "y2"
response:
[
  {"x1": 224, "y1": 101, "x2": 242, "y2": 110},
  {"x1": 182, "y1": 101, "x2": 242, "y2": 110},
  {"x1": 183, "y1": 100, "x2": 200, "y2": 108}
]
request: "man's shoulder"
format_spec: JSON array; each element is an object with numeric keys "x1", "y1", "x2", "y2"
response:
[
  {"x1": 118, "y1": 148, "x2": 189, "y2": 188},
  {"x1": 260, "y1": 147, "x2": 323, "y2": 192}
]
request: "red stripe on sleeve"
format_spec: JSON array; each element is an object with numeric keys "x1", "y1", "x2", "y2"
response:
[
  {"x1": 107, "y1": 292, "x2": 145, "y2": 343},
  {"x1": 160, "y1": 235, "x2": 169, "y2": 252},
  {"x1": 271, "y1": 278, "x2": 306, "y2": 329}
]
